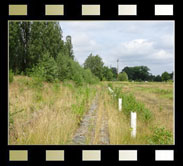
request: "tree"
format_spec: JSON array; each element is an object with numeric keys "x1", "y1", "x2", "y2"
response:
[
  {"x1": 161, "y1": 72, "x2": 171, "y2": 81},
  {"x1": 9, "y1": 22, "x2": 22, "y2": 73},
  {"x1": 65, "y1": 35, "x2": 74, "y2": 60},
  {"x1": 9, "y1": 21, "x2": 64, "y2": 73},
  {"x1": 84, "y1": 54, "x2": 104, "y2": 80},
  {"x1": 111, "y1": 67, "x2": 117, "y2": 80},
  {"x1": 154, "y1": 75, "x2": 162, "y2": 82},
  {"x1": 103, "y1": 66, "x2": 113, "y2": 81},
  {"x1": 122, "y1": 66, "x2": 150, "y2": 81},
  {"x1": 56, "y1": 52, "x2": 72, "y2": 81},
  {"x1": 118, "y1": 72, "x2": 128, "y2": 81}
]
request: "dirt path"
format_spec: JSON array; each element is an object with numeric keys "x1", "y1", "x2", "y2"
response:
[{"x1": 72, "y1": 92, "x2": 110, "y2": 145}]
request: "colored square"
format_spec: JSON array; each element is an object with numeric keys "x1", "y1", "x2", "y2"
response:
[
  {"x1": 9, "y1": 150, "x2": 28, "y2": 161},
  {"x1": 119, "y1": 150, "x2": 137, "y2": 161},
  {"x1": 155, "y1": 5, "x2": 173, "y2": 15},
  {"x1": 46, "y1": 150, "x2": 64, "y2": 161},
  {"x1": 45, "y1": 5, "x2": 64, "y2": 15},
  {"x1": 82, "y1": 5, "x2": 100, "y2": 16},
  {"x1": 118, "y1": 5, "x2": 137, "y2": 15},
  {"x1": 155, "y1": 150, "x2": 174, "y2": 161},
  {"x1": 82, "y1": 150, "x2": 101, "y2": 161},
  {"x1": 9, "y1": 5, "x2": 27, "y2": 16}
]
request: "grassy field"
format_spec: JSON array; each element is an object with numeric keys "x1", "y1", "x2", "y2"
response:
[
  {"x1": 9, "y1": 76, "x2": 174, "y2": 145},
  {"x1": 9, "y1": 76, "x2": 97, "y2": 144},
  {"x1": 104, "y1": 81, "x2": 174, "y2": 144}
]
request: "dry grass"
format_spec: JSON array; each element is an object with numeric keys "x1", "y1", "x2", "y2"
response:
[
  {"x1": 105, "y1": 81, "x2": 174, "y2": 144},
  {"x1": 9, "y1": 77, "x2": 174, "y2": 145},
  {"x1": 9, "y1": 76, "x2": 96, "y2": 145}
]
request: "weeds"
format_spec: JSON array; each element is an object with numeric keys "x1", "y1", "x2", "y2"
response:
[
  {"x1": 9, "y1": 76, "x2": 97, "y2": 145},
  {"x1": 9, "y1": 69, "x2": 14, "y2": 83},
  {"x1": 147, "y1": 126, "x2": 173, "y2": 144}
]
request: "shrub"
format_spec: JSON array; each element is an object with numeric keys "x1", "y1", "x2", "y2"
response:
[
  {"x1": 56, "y1": 53, "x2": 72, "y2": 81},
  {"x1": 41, "y1": 53, "x2": 58, "y2": 82},
  {"x1": 9, "y1": 69, "x2": 14, "y2": 83},
  {"x1": 147, "y1": 127, "x2": 173, "y2": 144},
  {"x1": 118, "y1": 72, "x2": 128, "y2": 81},
  {"x1": 112, "y1": 87, "x2": 152, "y2": 121},
  {"x1": 83, "y1": 69, "x2": 99, "y2": 84},
  {"x1": 30, "y1": 52, "x2": 58, "y2": 82}
]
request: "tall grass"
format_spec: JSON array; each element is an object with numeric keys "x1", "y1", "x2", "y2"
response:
[
  {"x1": 9, "y1": 76, "x2": 97, "y2": 145},
  {"x1": 105, "y1": 82, "x2": 173, "y2": 144}
]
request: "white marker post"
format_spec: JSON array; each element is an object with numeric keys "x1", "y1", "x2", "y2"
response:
[
  {"x1": 131, "y1": 112, "x2": 137, "y2": 138},
  {"x1": 118, "y1": 98, "x2": 122, "y2": 111},
  {"x1": 108, "y1": 87, "x2": 113, "y2": 93}
]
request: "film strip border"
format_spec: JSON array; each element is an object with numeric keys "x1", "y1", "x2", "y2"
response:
[
  {"x1": 5, "y1": 0, "x2": 176, "y2": 19},
  {"x1": 8, "y1": 4, "x2": 174, "y2": 16},
  {"x1": 8, "y1": 149, "x2": 175, "y2": 161}
]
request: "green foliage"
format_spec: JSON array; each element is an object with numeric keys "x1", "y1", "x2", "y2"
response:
[
  {"x1": 122, "y1": 66, "x2": 150, "y2": 81},
  {"x1": 154, "y1": 75, "x2": 162, "y2": 82},
  {"x1": 57, "y1": 53, "x2": 98, "y2": 86},
  {"x1": 41, "y1": 53, "x2": 58, "y2": 82},
  {"x1": 103, "y1": 66, "x2": 113, "y2": 81},
  {"x1": 147, "y1": 127, "x2": 173, "y2": 144},
  {"x1": 118, "y1": 72, "x2": 128, "y2": 81},
  {"x1": 30, "y1": 52, "x2": 58, "y2": 82},
  {"x1": 9, "y1": 21, "x2": 64, "y2": 73},
  {"x1": 82, "y1": 69, "x2": 99, "y2": 84},
  {"x1": 161, "y1": 72, "x2": 171, "y2": 82},
  {"x1": 84, "y1": 54, "x2": 104, "y2": 80},
  {"x1": 9, "y1": 69, "x2": 14, "y2": 83},
  {"x1": 108, "y1": 82, "x2": 113, "y2": 89},
  {"x1": 112, "y1": 87, "x2": 152, "y2": 121}
]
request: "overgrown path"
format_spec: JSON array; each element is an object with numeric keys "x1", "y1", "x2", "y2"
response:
[{"x1": 72, "y1": 90, "x2": 110, "y2": 145}]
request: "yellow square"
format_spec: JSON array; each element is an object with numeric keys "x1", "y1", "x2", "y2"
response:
[
  {"x1": 9, "y1": 150, "x2": 28, "y2": 161},
  {"x1": 9, "y1": 5, "x2": 27, "y2": 16},
  {"x1": 45, "y1": 5, "x2": 64, "y2": 15},
  {"x1": 46, "y1": 150, "x2": 64, "y2": 161}
]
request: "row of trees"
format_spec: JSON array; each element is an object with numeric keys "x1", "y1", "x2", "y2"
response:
[
  {"x1": 9, "y1": 22, "x2": 98, "y2": 85},
  {"x1": 122, "y1": 66, "x2": 173, "y2": 82},
  {"x1": 83, "y1": 55, "x2": 173, "y2": 82},
  {"x1": 9, "y1": 21, "x2": 173, "y2": 84}
]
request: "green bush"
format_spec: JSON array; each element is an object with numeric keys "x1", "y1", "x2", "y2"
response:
[
  {"x1": 56, "y1": 53, "x2": 72, "y2": 81},
  {"x1": 30, "y1": 52, "x2": 58, "y2": 82},
  {"x1": 147, "y1": 127, "x2": 173, "y2": 144},
  {"x1": 9, "y1": 69, "x2": 14, "y2": 83},
  {"x1": 57, "y1": 52, "x2": 98, "y2": 85},
  {"x1": 112, "y1": 87, "x2": 152, "y2": 121},
  {"x1": 118, "y1": 72, "x2": 128, "y2": 81},
  {"x1": 83, "y1": 69, "x2": 99, "y2": 84}
]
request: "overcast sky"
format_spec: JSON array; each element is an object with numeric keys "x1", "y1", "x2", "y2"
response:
[{"x1": 59, "y1": 21, "x2": 174, "y2": 76}]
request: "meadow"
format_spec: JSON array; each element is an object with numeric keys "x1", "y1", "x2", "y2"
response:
[{"x1": 9, "y1": 76, "x2": 174, "y2": 145}]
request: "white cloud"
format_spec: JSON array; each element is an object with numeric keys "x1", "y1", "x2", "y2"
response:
[
  {"x1": 59, "y1": 21, "x2": 174, "y2": 75},
  {"x1": 152, "y1": 50, "x2": 173, "y2": 60}
]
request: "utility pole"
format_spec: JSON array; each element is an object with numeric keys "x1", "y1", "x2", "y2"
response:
[{"x1": 117, "y1": 59, "x2": 119, "y2": 80}]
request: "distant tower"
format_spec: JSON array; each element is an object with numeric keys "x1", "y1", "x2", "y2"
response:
[
  {"x1": 66, "y1": 35, "x2": 71, "y2": 44},
  {"x1": 117, "y1": 59, "x2": 119, "y2": 79}
]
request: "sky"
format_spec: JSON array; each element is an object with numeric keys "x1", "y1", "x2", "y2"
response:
[{"x1": 59, "y1": 21, "x2": 174, "y2": 76}]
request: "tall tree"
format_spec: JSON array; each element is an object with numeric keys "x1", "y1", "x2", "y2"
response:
[
  {"x1": 84, "y1": 54, "x2": 104, "y2": 80},
  {"x1": 161, "y1": 72, "x2": 171, "y2": 81},
  {"x1": 65, "y1": 35, "x2": 74, "y2": 59},
  {"x1": 111, "y1": 67, "x2": 118, "y2": 80},
  {"x1": 9, "y1": 22, "x2": 22, "y2": 73},
  {"x1": 103, "y1": 66, "x2": 113, "y2": 81},
  {"x1": 9, "y1": 21, "x2": 64, "y2": 73},
  {"x1": 122, "y1": 66, "x2": 150, "y2": 81}
]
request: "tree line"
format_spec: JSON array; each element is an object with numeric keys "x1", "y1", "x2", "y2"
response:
[
  {"x1": 83, "y1": 54, "x2": 173, "y2": 82},
  {"x1": 9, "y1": 21, "x2": 99, "y2": 85},
  {"x1": 9, "y1": 21, "x2": 173, "y2": 84}
]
